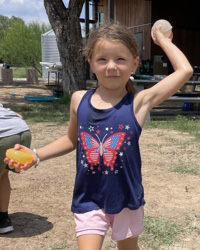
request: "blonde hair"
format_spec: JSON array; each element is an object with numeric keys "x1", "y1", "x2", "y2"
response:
[{"x1": 83, "y1": 24, "x2": 139, "y2": 93}]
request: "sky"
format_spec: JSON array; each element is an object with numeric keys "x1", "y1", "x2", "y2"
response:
[{"x1": 0, "y1": 0, "x2": 74, "y2": 24}]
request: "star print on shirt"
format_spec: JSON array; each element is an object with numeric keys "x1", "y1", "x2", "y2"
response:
[
  {"x1": 125, "y1": 125, "x2": 130, "y2": 130},
  {"x1": 84, "y1": 163, "x2": 88, "y2": 168},
  {"x1": 88, "y1": 125, "x2": 94, "y2": 132},
  {"x1": 105, "y1": 170, "x2": 109, "y2": 175},
  {"x1": 118, "y1": 124, "x2": 124, "y2": 130}
]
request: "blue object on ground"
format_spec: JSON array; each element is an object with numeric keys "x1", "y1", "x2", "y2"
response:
[{"x1": 24, "y1": 96, "x2": 60, "y2": 102}]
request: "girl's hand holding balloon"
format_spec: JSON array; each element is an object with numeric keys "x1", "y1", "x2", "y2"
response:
[
  {"x1": 151, "y1": 20, "x2": 173, "y2": 46},
  {"x1": 4, "y1": 144, "x2": 39, "y2": 172}
]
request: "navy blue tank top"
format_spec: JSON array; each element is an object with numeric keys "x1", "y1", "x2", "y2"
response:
[{"x1": 71, "y1": 89, "x2": 145, "y2": 214}]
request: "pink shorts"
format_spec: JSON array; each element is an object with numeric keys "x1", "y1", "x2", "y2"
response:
[{"x1": 73, "y1": 206, "x2": 144, "y2": 242}]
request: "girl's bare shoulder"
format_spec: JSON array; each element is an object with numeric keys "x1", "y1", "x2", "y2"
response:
[
  {"x1": 72, "y1": 90, "x2": 87, "y2": 102},
  {"x1": 72, "y1": 90, "x2": 87, "y2": 98},
  {"x1": 71, "y1": 90, "x2": 87, "y2": 110}
]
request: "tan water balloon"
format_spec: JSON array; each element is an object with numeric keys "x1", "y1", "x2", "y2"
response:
[{"x1": 152, "y1": 19, "x2": 172, "y2": 38}]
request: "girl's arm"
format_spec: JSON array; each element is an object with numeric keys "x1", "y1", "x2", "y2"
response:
[
  {"x1": 34, "y1": 91, "x2": 84, "y2": 161},
  {"x1": 134, "y1": 25, "x2": 193, "y2": 127},
  {"x1": 5, "y1": 90, "x2": 86, "y2": 171},
  {"x1": 16, "y1": 113, "x2": 23, "y2": 119}
]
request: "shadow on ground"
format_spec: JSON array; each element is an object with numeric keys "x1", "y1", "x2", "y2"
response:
[{"x1": 0, "y1": 212, "x2": 53, "y2": 238}]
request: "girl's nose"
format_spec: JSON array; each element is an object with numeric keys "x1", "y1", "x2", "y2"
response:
[{"x1": 107, "y1": 60, "x2": 117, "y2": 70}]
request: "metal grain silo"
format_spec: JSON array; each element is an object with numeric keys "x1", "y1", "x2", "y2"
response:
[{"x1": 41, "y1": 30, "x2": 61, "y2": 79}]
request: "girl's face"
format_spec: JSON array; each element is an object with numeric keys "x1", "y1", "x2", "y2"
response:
[{"x1": 88, "y1": 40, "x2": 139, "y2": 91}]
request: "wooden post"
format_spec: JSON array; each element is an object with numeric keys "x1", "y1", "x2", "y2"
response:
[
  {"x1": 85, "y1": 0, "x2": 90, "y2": 80},
  {"x1": 1, "y1": 69, "x2": 13, "y2": 83},
  {"x1": 26, "y1": 69, "x2": 38, "y2": 84},
  {"x1": 108, "y1": 0, "x2": 114, "y2": 22},
  {"x1": 85, "y1": 0, "x2": 89, "y2": 39}
]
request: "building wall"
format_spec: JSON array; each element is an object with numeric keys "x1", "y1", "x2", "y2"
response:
[
  {"x1": 152, "y1": 0, "x2": 200, "y2": 67},
  {"x1": 94, "y1": 0, "x2": 200, "y2": 69},
  {"x1": 96, "y1": 0, "x2": 152, "y2": 61}
]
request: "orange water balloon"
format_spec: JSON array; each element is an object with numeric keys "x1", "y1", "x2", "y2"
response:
[{"x1": 6, "y1": 148, "x2": 34, "y2": 168}]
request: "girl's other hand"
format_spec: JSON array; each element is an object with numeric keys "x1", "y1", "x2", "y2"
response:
[
  {"x1": 4, "y1": 144, "x2": 38, "y2": 172},
  {"x1": 151, "y1": 25, "x2": 173, "y2": 46}
]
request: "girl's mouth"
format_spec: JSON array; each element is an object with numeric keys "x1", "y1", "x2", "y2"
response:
[{"x1": 106, "y1": 75, "x2": 119, "y2": 78}]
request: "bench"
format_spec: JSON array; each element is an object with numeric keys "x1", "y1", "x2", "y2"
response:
[
  {"x1": 135, "y1": 79, "x2": 200, "y2": 120},
  {"x1": 151, "y1": 95, "x2": 200, "y2": 119}
]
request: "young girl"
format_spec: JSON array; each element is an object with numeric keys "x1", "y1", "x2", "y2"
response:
[{"x1": 5, "y1": 24, "x2": 193, "y2": 249}]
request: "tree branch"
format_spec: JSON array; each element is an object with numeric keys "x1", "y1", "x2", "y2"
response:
[
  {"x1": 68, "y1": 0, "x2": 85, "y2": 17},
  {"x1": 44, "y1": 0, "x2": 68, "y2": 25}
]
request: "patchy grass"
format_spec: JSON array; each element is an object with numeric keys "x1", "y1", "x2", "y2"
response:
[
  {"x1": 146, "y1": 116, "x2": 200, "y2": 141},
  {"x1": 11, "y1": 67, "x2": 27, "y2": 78},
  {"x1": 171, "y1": 164, "x2": 199, "y2": 175},
  {"x1": 6, "y1": 95, "x2": 71, "y2": 123},
  {"x1": 49, "y1": 241, "x2": 67, "y2": 250},
  {"x1": 11, "y1": 67, "x2": 42, "y2": 78},
  {"x1": 140, "y1": 216, "x2": 182, "y2": 249}
]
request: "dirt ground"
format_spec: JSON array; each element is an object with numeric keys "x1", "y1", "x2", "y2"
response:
[{"x1": 0, "y1": 81, "x2": 200, "y2": 250}]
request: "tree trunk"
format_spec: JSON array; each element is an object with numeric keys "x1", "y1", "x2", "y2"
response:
[{"x1": 44, "y1": 0, "x2": 87, "y2": 94}]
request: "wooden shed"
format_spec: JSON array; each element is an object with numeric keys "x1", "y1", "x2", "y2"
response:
[{"x1": 89, "y1": 0, "x2": 200, "y2": 75}]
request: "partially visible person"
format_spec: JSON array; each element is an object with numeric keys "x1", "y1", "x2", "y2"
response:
[{"x1": 0, "y1": 103, "x2": 31, "y2": 233}]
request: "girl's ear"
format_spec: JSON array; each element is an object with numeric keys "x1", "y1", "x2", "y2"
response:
[
  {"x1": 88, "y1": 59, "x2": 95, "y2": 73},
  {"x1": 133, "y1": 56, "x2": 139, "y2": 72}
]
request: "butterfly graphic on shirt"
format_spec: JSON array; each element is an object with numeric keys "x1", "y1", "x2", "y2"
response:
[{"x1": 80, "y1": 132, "x2": 126, "y2": 171}]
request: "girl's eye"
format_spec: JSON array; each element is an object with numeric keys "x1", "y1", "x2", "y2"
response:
[
  {"x1": 98, "y1": 58, "x2": 106, "y2": 61},
  {"x1": 117, "y1": 58, "x2": 125, "y2": 61}
]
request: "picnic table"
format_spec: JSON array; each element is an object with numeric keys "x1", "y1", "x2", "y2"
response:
[{"x1": 134, "y1": 79, "x2": 200, "y2": 119}]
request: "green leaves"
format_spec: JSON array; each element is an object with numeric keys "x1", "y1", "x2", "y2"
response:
[{"x1": 0, "y1": 17, "x2": 50, "y2": 72}]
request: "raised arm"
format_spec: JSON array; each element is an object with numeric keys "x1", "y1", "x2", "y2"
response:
[{"x1": 134, "y1": 25, "x2": 193, "y2": 126}]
